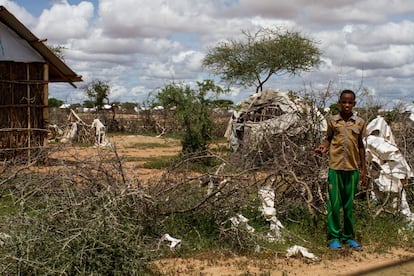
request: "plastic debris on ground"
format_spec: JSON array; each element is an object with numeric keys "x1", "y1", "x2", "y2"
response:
[
  {"x1": 160, "y1": 234, "x2": 182, "y2": 251},
  {"x1": 286, "y1": 245, "x2": 319, "y2": 261},
  {"x1": 258, "y1": 183, "x2": 285, "y2": 241},
  {"x1": 229, "y1": 214, "x2": 255, "y2": 233}
]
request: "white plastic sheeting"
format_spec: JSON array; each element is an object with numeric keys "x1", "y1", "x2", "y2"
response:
[
  {"x1": 225, "y1": 89, "x2": 327, "y2": 151},
  {"x1": 365, "y1": 116, "x2": 413, "y2": 222},
  {"x1": 404, "y1": 104, "x2": 414, "y2": 122},
  {"x1": 91, "y1": 118, "x2": 111, "y2": 147},
  {"x1": 229, "y1": 214, "x2": 255, "y2": 233},
  {"x1": 286, "y1": 245, "x2": 319, "y2": 261},
  {"x1": 258, "y1": 184, "x2": 284, "y2": 241},
  {"x1": 366, "y1": 115, "x2": 396, "y2": 144},
  {"x1": 226, "y1": 185, "x2": 285, "y2": 241},
  {"x1": 159, "y1": 234, "x2": 181, "y2": 251},
  {"x1": 61, "y1": 122, "x2": 78, "y2": 143},
  {"x1": 0, "y1": 21, "x2": 44, "y2": 62}
]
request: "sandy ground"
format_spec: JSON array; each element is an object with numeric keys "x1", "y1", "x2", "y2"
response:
[
  {"x1": 47, "y1": 134, "x2": 181, "y2": 182},
  {"x1": 49, "y1": 134, "x2": 414, "y2": 275},
  {"x1": 155, "y1": 249, "x2": 414, "y2": 275}
]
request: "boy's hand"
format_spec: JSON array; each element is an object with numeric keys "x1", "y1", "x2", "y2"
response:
[
  {"x1": 315, "y1": 145, "x2": 327, "y2": 154},
  {"x1": 360, "y1": 168, "x2": 367, "y2": 186}
]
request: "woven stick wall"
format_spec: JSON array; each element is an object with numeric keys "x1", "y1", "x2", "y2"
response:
[{"x1": 0, "y1": 61, "x2": 48, "y2": 160}]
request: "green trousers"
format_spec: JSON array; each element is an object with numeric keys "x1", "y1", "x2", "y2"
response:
[{"x1": 326, "y1": 168, "x2": 359, "y2": 243}]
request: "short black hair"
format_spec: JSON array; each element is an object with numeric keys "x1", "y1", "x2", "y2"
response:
[{"x1": 339, "y1": 89, "x2": 356, "y2": 100}]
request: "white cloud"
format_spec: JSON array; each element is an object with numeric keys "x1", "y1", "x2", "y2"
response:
[
  {"x1": 0, "y1": 0, "x2": 37, "y2": 25},
  {"x1": 144, "y1": 61, "x2": 175, "y2": 79},
  {"x1": 6, "y1": 0, "x2": 414, "y2": 107},
  {"x1": 171, "y1": 50, "x2": 204, "y2": 72},
  {"x1": 98, "y1": 0, "x2": 220, "y2": 38},
  {"x1": 346, "y1": 21, "x2": 414, "y2": 47},
  {"x1": 34, "y1": 0, "x2": 94, "y2": 43}
]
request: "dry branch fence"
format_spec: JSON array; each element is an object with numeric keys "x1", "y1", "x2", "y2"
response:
[{"x1": 0, "y1": 105, "x2": 413, "y2": 274}]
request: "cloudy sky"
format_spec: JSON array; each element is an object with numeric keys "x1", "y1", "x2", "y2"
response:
[{"x1": 1, "y1": 0, "x2": 414, "y2": 107}]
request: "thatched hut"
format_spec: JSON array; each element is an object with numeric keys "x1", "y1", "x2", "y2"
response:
[{"x1": 0, "y1": 6, "x2": 82, "y2": 160}]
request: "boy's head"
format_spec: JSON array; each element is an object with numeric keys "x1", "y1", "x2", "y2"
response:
[{"x1": 338, "y1": 89, "x2": 356, "y2": 115}]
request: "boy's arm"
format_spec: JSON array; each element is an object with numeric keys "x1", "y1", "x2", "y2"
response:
[
  {"x1": 315, "y1": 123, "x2": 333, "y2": 154},
  {"x1": 358, "y1": 134, "x2": 367, "y2": 186},
  {"x1": 315, "y1": 138, "x2": 330, "y2": 154}
]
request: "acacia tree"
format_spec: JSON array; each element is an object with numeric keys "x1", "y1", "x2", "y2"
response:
[
  {"x1": 83, "y1": 80, "x2": 111, "y2": 111},
  {"x1": 203, "y1": 28, "x2": 321, "y2": 92},
  {"x1": 156, "y1": 79, "x2": 224, "y2": 154}
]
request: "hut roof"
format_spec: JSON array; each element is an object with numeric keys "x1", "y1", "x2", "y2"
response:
[{"x1": 0, "y1": 6, "x2": 82, "y2": 87}]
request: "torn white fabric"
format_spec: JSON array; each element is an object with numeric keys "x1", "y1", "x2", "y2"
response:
[
  {"x1": 225, "y1": 89, "x2": 327, "y2": 151},
  {"x1": 258, "y1": 184, "x2": 284, "y2": 241},
  {"x1": 61, "y1": 122, "x2": 78, "y2": 143},
  {"x1": 258, "y1": 185, "x2": 276, "y2": 217},
  {"x1": 267, "y1": 216, "x2": 284, "y2": 241},
  {"x1": 365, "y1": 116, "x2": 413, "y2": 221},
  {"x1": 366, "y1": 115, "x2": 396, "y2": 144},
  {"x1": 91, "y1": 119, "x2": 111, "y2": 147},
  {"x1": 160, "y1": 234, "x2": 181, "y2": 250},
  {"x1": 243, "y1": 113, "x2": 303, "y2": 148},
  {"x1": 367, "y1": 136, "x2": 413, "y2": 189},
  {"x1": 404, "y1": 104, "x2": 414, "y2": 122},
  {"x1": 229, "y1": 214, "x2": 255, "y2": 233},
  {"x1": 286, "y1": 245, "x2": 319, "y2": 261}
]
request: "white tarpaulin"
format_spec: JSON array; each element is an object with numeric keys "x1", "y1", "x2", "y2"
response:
[
  {"x1": 404, "y1": 104, "x2": 414, "y2": 122},
  {"x1": 258, "y1": 184, "x2": 284, "y2": 241},
  {"x1": 61, "y1": 122, "x2": 78, "y2": 143},
  {"x1": 229, "y1": 214, "x2": 255, "y2": 233},
  {"x1": 365, "y1": 116, "x2": 413, "y2": 221},
  {"x1": 91, "y1": 118, "x2": 111, "y2": 147},
  {"x1": 286, "y1": 245, "x2": 319, "y2": 261},
  {"x1": 225, "y1": 89, "x2": 327, "y2": 151},
  {"x1": 159, "y1": 234, "x2": 181, "y2": 251},
  {"x1": 0, "y1": 21, "x2": 44, "y2": 62}
]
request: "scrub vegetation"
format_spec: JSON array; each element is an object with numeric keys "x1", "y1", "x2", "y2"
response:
[{"x1": 0, "y1": 91, "x2": 413, "y2": 275}]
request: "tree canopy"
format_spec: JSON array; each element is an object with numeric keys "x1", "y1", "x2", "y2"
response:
[
  {"x1": 83, "y1": 80, "x2": 111, "y2": 111},
  {"x1": 202, "y1": 28, "x2": 321, "y2": 92},
  {"x1": 48, "y1": 97, "x2": 64, "y2": 108},
  {"x1": 156, "y1": 80, "x2": 224, "y2": 154}
]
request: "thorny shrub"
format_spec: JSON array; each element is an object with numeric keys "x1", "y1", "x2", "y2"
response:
[{"x1": 0, "y1": 92, "x2": 413, "y2": 274}]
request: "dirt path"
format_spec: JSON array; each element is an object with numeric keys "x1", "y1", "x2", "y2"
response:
[{"x1": 155, "y1": 248, "x2": 414, "y2": 275}]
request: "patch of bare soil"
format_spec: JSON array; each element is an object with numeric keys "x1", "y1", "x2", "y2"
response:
[
  {"x1": 46, "y1": 134, "x2": 181, "y2": 182},
  {"x1": 47, "y1": 134, "x2": 414, "y2": 275},
  {"x1": 155, "y1": 248, "x2": 414, "y2": 275}
]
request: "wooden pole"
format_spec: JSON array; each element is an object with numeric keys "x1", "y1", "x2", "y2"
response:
[
  {"x1": 26, "y1": 63, "x2": 31, "y2": 163},
  {"x1": 43, "y1": 64, "x2": 49, "y2": 147}
]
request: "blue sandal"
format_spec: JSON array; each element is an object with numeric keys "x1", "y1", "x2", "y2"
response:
[
  {"x1": 347, "y1": 240, "x2": 363, "y2": 251},
  {"x1": 328, "y1": 240, "x2": 342, "y2": 249}
]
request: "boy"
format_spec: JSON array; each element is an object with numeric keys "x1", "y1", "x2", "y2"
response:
[{"x1": 315, "y1": 89, "x2": 367, "y2": 251}]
